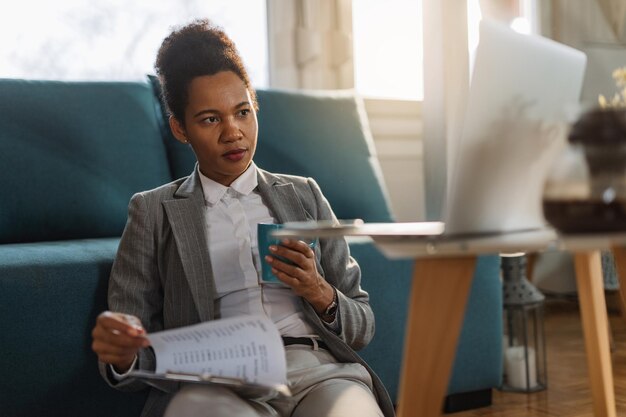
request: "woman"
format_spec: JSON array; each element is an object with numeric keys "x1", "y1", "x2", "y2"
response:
[{"x1": 91, "y1": 19, "x2": 393, "y2": 417}]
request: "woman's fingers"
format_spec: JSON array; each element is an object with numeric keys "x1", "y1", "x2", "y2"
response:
[
  {"x1": 268, "y1": 240, "x2": 314, "y2": 267},
  {"x1": 265, "y1": 239, "x2": 321, "y2": 291},
  {"x1": 92, "y1": 322, "x2": 148, "y2": 349},
  {"x1": 97, "y1": 311, "x2": 146, "y2": 337},
  {"x1": 274, "y1": 239, "x2": 315, "y2": 258},
  {"x1": 91, "y1": 311, "x2": 150, "y2": 368}
]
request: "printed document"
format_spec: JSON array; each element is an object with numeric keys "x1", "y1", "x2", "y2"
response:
[{"x1": 146, "y1": 315, "x2": 287, "y2": 386}]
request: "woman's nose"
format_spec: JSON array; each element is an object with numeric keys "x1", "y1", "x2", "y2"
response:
[{"x1": 221, "y1": 118, "x2": 243, "y2": 142}]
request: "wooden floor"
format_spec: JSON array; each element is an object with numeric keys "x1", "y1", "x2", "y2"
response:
[{"x1": 454, "y1": 293, "x2": 626, "y2": 417}]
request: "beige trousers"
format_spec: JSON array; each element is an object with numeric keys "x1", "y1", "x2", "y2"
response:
[{"x1": 164, "y1": 344, "x2": 384, "y2": 417}]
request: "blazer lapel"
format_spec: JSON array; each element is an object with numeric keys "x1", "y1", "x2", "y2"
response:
[
  {"x1": 162, "y1": 170, "x2": 215, "y2": 322},
  {"x1": 257, "y1": 169, "x2": 312, "y2": 223}
]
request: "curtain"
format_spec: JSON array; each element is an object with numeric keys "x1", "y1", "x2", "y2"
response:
[
  {"x1": 543, "y1": 0, "x2": 626, "y2": 103},
  {"x1": 547, "y1": 0, "x2": 626, "y2": 44},
  {"x1": 597, "y1": 0, "x2": 626, "y2": 40},
  {"x1": 266, "y1": 0, "x2": 353, "y2": 89},
  {"x1": 421, "y1": 0, "x2": 470, "y2": 220}
]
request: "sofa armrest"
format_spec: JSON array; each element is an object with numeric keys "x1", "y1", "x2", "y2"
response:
[{"x1": 0, "y1": 238, "x2": 147, "y2": 417}]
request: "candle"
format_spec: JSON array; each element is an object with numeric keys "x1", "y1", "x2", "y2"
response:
[
  {"x1": 504, "y1": 346, "x2": 537, "y2": 390},
  {"x1": 502, "y1": 334, "x2": 518, "y2": 377}
]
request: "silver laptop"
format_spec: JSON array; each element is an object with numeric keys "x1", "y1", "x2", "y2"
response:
[
  {"x1": 443, "y1": 20, "x2": 587, "y2": 236},
  {"x1": 277, "y1": 21, "x2": 587, "y2": 244}
]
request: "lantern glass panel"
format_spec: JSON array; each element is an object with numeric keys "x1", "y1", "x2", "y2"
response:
[{"x1": 501, "y1": 253, "x2": 547, "y2": 393}]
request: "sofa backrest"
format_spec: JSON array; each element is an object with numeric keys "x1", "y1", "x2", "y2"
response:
[
  {"x1": 0, "y1": 78, "x2": 393, "y2": 242},
  {"x1": 157, "y1": 85, "x2": 394, "y2": 222},
  {"x1": 0, "y1": 79, "x2": 172, "y2": 244},
  {"x1": 256, "y1": 89, "x2": 394, "y2": 222}
]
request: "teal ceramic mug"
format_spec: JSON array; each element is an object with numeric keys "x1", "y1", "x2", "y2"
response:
[{"x1": 257, "y1": 223, "x2": 316, "y2": 283}]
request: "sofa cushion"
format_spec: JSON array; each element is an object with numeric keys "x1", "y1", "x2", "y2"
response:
[
  {"x1": 150, "y1": 79, "x2": 395, "y2": 222},
  {"x1": 0, "y1": 238, "x2": 147, "y2": 417},
  {"x1": 0, "y1": 79, "x2": 172, "y2": 244}
]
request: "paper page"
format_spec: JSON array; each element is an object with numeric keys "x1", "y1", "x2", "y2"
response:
[{"x1": 147, "y1": 315, "x2": 287, "y2": 386}]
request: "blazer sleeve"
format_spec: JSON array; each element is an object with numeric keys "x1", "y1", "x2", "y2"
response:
[
  {"x1": 303, "y1": 178, "x2": 375, "y2": 351},
  {"x1": 98, "y1": 192, "x2": 177, "y2": 393}
]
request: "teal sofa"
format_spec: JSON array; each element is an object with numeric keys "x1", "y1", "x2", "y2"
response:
[{"x1": 0, "y1": 78, "x2": 502, "y2": 416}]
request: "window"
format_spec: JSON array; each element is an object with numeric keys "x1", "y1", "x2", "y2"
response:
[
  {"x1": 352, "y1": 0, "x2": 423, "y2": 101},
  {"x1": 0, "y1": 0, "x2": 269, "y2": 87},
  {"x1": 352, "y1": 0, "x2": 538, "y2": 101}
]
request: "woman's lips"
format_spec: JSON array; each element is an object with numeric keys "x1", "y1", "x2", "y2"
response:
[{"x1": 223, "y1": 149, "x2": 246, "y2": 162}]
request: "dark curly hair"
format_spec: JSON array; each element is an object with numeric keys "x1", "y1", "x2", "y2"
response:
[{"x1": 155, "y1": 19, "x2": 257, "y2": 124}]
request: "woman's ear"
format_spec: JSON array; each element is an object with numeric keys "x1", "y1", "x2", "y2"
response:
[{"x1": 169, "y1": 116, "x2": 189, "y2": 144}]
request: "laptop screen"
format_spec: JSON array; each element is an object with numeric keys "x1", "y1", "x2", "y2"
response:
[{"x1": 444, "y1": 20, "x2": 587, "y2": 235}]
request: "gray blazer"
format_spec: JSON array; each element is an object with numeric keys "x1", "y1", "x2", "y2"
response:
[{"x1": 99, "y1": 167, "x2": 395, "y2": 417}]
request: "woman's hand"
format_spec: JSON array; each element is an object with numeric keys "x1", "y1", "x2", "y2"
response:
[
  {"x1": 91, "y1": 311, "x2": 150, "y2": 373},
  {"x1": 265, "y1": 239, "x2": 335, "y2": 314}
]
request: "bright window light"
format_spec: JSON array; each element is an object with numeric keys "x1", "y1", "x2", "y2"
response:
[
  {"x1": 510, "y1": 17, "x2": 531, "y2": 34},
  {"x1": 0, "y1": 0, "x2": 269, "y2": 87},
  {"x1": 467, "y1": 0, "x2": 483, "y2": 56},
  {"x1": 352, "y1": 0, "x2": 423, "y2": 101}
]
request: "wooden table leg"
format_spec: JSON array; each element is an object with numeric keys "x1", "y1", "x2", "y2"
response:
[
  {"x1": 396, "y1": 256, "x2": 477, "y2": 417},
  {"x1": 574, "y1": 251, "x2": 616, "y2": 417}
]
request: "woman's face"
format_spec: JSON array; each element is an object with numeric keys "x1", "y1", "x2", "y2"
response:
[{"x1": 170, "y1": 71, "x2": 258, "y2": 186}]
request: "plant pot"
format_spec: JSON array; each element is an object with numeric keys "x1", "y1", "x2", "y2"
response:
[{"x1": 543, "y1": 108, "x2": 626, "y2": 233}]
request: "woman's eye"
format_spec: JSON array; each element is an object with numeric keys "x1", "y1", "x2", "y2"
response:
[
  {"x1": 204, "y1": 116, "x2": 219, "y2": 124},
  {"x1": 239, "y1": 109, "x2": 250, "y2": 117}
]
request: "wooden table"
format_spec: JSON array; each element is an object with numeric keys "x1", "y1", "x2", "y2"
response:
[{"x1": 276, "y1": 225, "x2": 626, "y2": 417}]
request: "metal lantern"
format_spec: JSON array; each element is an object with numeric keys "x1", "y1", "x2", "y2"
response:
[{"x1": 501, "y1": 253, "x2": 547, "y2": 392}]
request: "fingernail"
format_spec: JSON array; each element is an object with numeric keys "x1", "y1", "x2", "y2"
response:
[
  {"x1": 271, "y1": 268, "x2": 278, "y2": 274},
  {"x1": 265, "y1": 255, "x2": 273, "y2": 262},
  {"x1": 269, "y1": 245, "x2": 277, "y2": 252},
  {"x1": 282, "y1": 239, "x2": 289, "y2": 244}
]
